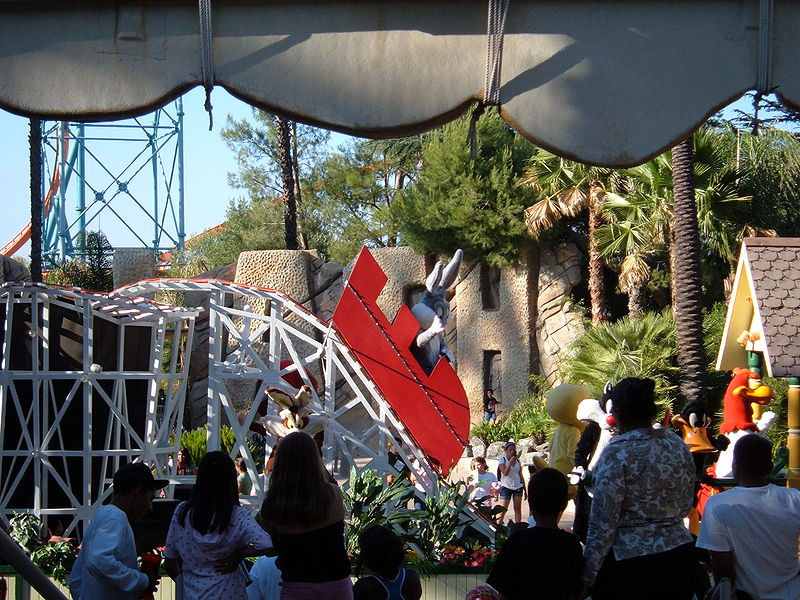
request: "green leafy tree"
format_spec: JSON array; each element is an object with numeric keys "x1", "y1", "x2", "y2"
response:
[
  {"x1": 183, "y1": 197, "x2": 286, "y2": 270},
  {"x1": 308, "y1": 138, "x2": 408, "y2": 264},
  {"x1": 392, "y1": 112, "x2": 535, "y2": 267},
  {"x1": 221, "y1": 109, "x2": 331, "y2": 250}
]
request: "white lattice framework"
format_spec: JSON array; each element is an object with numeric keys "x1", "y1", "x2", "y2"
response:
[
  {"x1": 0, "y1": 278, "x2": 489, "y2": 538},
  {"x1": 114, "y1": 279, "x2": 443, "y2": 510},
  {"x1": 0, "y1": 283, "x2": 198, "y2": 535}
]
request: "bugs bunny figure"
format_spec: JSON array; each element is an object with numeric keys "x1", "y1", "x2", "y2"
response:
[{"x1": 410, "y1": 249, "x2": 463, "y2": 374}]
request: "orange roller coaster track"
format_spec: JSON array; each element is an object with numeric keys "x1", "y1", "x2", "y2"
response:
[{"x1": 1, "y1": 133, "x2": 68, "y2": 257}]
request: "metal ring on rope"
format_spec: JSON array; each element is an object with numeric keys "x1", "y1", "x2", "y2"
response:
[
  {"x1": 469, "y1": 0, "x2": 510, "y2": 157},
  {"x1": 199, "y1": 0, "x2": 215, "y2": 131}
]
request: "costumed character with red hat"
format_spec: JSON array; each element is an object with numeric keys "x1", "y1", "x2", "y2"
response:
[{"x1": 714, "y1": 367, "x2": 775, "y2": 478}]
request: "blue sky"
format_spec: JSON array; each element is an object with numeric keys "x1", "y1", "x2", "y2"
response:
[
  {"x1": 0, "y1": 87, "x2": 298, "y2": 259},
  {"x1": 0, "y1": 91, "x2": 770, "y2": 261}
]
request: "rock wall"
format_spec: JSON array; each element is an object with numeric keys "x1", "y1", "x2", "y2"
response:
[
  {"x1": 112, "y1": 249, "x2": 154, "y2": 289},
  {"x1": 535, "y1": 243, "x2": 586, "y2": 383},
  {"x1": 455, "y1": 255, "x2": 537, "y2": 423}
]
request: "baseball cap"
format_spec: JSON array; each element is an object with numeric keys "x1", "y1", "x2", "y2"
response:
[{"x1": 113, "y1": 462, "x2": 168, "y2": 493}]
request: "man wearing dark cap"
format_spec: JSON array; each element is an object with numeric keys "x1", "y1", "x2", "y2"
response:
[{"x1": 69, "y1": 462, "x2": 168, "y2": 600}]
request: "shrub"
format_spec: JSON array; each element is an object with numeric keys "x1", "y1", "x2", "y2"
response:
[
  {"x1": 470, "y1": 391, "x2": 555, "y2": 445},
  {"x1": 559, "y1": 308, "x2": 679, "y2": 415},
  {"x1": 9, "y1": 514, "x2": 76, "y2": 586},
  {"x1": 177, "y1": 425, "x2": 259, "y2": 465}
]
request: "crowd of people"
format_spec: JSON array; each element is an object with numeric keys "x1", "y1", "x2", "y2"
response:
[{"x1": 67, "y1": 377, "x2": 800, "y2": 600}]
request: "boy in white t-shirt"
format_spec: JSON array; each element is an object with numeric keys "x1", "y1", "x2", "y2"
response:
[{"x1": 467, "y1": 457, "x2": 498, "y2": 507}]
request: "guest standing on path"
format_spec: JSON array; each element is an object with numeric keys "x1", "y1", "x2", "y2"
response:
[
  {"x1": 260, "y1": 431, "x2": 353, "y2": 600},
  {"x1": 163, "y1": 451, "x2": 273, "y2": 600},
  {"x1": 236, "y1": 457, "x2": 253, "y2": 495},
  {"x1": 496, "y1": 442, "x2": 526, "y2": 523},
  {"x1": 483, "y1": 389, "x2": 500, "y2": 423},
  {"x1": 69, "y1": 463, "x2": 167, "y2": 600}
]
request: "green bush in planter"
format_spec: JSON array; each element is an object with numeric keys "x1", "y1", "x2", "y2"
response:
[{"x1": 9, "y1": 514, "x2": 76, "y2": 586}]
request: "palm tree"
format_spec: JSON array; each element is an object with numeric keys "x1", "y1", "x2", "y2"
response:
[
  {"x1": 520, "y1": 150, "x2": 611, "y2": 323},
  {"x1": 599, "y1": 128, "x2": 763, "y2": 316},
  {"x1": 671, "y1": 137, "x2": 708, "y2": 405},
  {"x1": 596, "y1": 192, "x2": 665, "y2": 315}
]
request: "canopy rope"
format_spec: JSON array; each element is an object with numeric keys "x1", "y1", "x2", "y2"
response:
[
  {"x1": 484, "y1": 0, "x2": 510, "y2": 107},
  {"x1": 757, "y1": 0, "x2": 773, "y2": 95},
  {"x1": 468, "y1": 0, "x2": 510, "y2": 157},
  {"x1": 752, "y1": 0, "x2": 774, "y2": 134},
  {"x1": 198, "y1": 0, "x2": 215, "y2": 130}
]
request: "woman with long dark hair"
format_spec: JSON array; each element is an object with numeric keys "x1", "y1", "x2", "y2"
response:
[
  {"x1": 164, "y1": 451, "x2": 273, "y2": 599},
  {"x1": 260, "y1": 430, "x2": 352, "y2": 599}
]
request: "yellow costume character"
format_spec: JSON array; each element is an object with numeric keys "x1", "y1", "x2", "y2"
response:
[{"x1": 545, "y1": 384, "x2": 592, "y2": 474}]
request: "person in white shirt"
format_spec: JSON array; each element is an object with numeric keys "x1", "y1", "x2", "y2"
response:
[
  {"x1": 496, "y1": 442, "x2": 526, "y2": 523},
  {"x1": 467, "y1": 457, "x2": 498, "y2": 507},
  {"x1": 69, "y1": 462, "x2": 168, "y2": 600},
  {"x1": 697, "y1": 434, "x2": 800, "y2": 600}
]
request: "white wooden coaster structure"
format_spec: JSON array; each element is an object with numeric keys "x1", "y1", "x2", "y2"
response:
[
  {"x1": 114, "y1": 279, "x2": 437, "y2": 511},
  {"x1": 0, "y1": 282, "x2": 198, "y2": 535}
]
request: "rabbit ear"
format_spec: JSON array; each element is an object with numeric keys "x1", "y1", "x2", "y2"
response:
[
  {"x1": 439, "y1": 249, "x2": 463, "y2": 290},
  {"x1": 425, "y1": 261, "x2": 444, "y2": 293}
]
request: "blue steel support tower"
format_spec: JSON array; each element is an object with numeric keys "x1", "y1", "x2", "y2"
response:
[{"x1": 40, "y1": 99, "x2": 185, "y2": 267}]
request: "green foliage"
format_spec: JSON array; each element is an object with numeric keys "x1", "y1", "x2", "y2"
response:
[
  {"x1": 306, "y1": 139, "x2": 406, "y2": 264},
  {"x1": 471, "y1": 392, "x2": 556, "y2": 445},
  {"x1": 343, "y1": 468, "x2": 418, "y2": 557},
  {"x1": 10, "y1": 514, "x2": 76, "y2": 586},
  {"x1": 221, "y1": 109, "x2": 331, "y2": 202},
  {"x1": 560, "y1": 309, "x2": 679, "y2": 413},
  {"x1": 392, "y1": 112, "x2": 536, "y2": 267},
  {"x1": 178, "y1": 425, "x2": 245, "y2": 464},
  {"x1": 182, "y1": 197, "x2": 286, "y2": 269},
  {"x1": 45, "y1": 231, "x2": 114, "y2": 292},
  {"x1": 408, "y1": 480, "x2": 476, "y2": 557}
]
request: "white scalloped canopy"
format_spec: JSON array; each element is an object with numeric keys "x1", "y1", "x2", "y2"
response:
[{"x1": 2, "y1": 1, "x2": 799, "y2": 167}]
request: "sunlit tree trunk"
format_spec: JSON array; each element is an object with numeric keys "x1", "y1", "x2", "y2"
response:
[
  {"x1": 274, "y1": 115, "x2": 298, "y2": 250},
  {"x1": 290, "y1": 121, "x2": 309, "y2": 250},
  {"x1": 588, "y1": 181, "x2": 607, "y2": 323},
  {"x1": 671, "y1": 137, "x2": 707, "y2": 404}
]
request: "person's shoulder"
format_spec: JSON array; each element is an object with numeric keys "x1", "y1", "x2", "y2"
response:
[
  {"x1": 230, "y1": 504, "x2": 251, "y2": 520},
  {"x1": 353, "y1": 574, "x2": 384, "y2": 599},
  {"x1": 97, "y1": 504, "x2": 126, "y2": 522}
]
